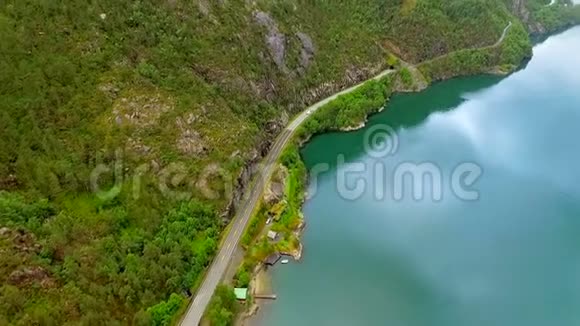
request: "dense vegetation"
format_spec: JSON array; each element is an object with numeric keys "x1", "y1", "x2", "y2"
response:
[
  {"x1": 527, "y1": 0, "x2": 580, "y2": 32},
  {"x1": 1, "y1": 0, "x2": 577, "y2": 324},
  {"x1": 384, "y1": 0, "x2": 513, "y2": 62},
  {"x1": 148, "y1": 294, "x2": 186, "y2": 326},
  {"x1": 0, "y1": 193, "x2": 218, "y2": 324},
  {"x1": 232, "y1": 148, "x2": 306, "y2": 290},
  {"x1": 417, "y1": 21, "x2": 533, "y2": 82},
  {"x1": 206, "y1": 285, "x2": 238, "y2": 326},
  {"x1": 399, "y1": 67, "x2": 415, "y2": 89},
  {"x1": 0, "y1": 1, "x2": 395, "y2": 324},
  {"x1": 296, "y1": 76, "x2": 394, "y2": 138}
]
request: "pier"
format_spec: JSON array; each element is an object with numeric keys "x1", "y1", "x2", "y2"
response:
[{"x1": 254, "y1": 294, "x2": 277, "y2": 300}]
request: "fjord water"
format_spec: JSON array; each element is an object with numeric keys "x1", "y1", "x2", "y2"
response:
[{"x1": 258, "y1": 27, "x2": 580, "y2": 326}]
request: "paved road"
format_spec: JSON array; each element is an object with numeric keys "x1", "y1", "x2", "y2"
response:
[
  {"x1": 492, "y1": 21, "x2": 513, "y2": 48},
  {"x1": 180, "y1": 69, "x2": 394, "y2": 326},
  {"x1": 181, "y1": 20, "x2": 514, "y2": 325}
]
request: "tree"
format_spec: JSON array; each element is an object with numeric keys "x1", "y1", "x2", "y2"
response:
[
  {"x1": 147, "y1": 293, "x2": 184, "y2": 326},
  {"x1": 207, "y1": 285, "x2": 238, "y2": 326}
]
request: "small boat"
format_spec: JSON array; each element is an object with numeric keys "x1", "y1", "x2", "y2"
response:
[{"x1": 281, "y1": 259, "x2": 289, "y2": 264}]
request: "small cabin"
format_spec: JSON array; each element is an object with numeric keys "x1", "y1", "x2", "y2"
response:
[
  {"x1": 234, "y1": 288, "x2": 248, "y2": 301},
  {"x1": 264, "y1": 253, "x2": 281, "y2": 266},
  {"x1": 267, "y1": 230, "x2": 278, "y2": 240}
]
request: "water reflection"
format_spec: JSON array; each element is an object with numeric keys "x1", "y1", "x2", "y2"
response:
[{"x1": 263, "y1": 27, "x2": 580, "y2": 326}]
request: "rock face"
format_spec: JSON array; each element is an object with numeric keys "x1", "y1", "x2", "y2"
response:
[
  {"x1": 197, "y1": 0, "x2": 210, "y2": 16},
  {"x1": 301, "y1": 62, "x2": 385, "y2": 106},
  {"x1": 175, "y1": 115, "x2": 207, "y2": 156},
  {"x1": 511, "y1": 0, "x2": 546, "y2": 33},
  {"x1": 221, "y1": 127, "x2": 280, "y2": 219},
  {"x1": 3, "y1": 228, "x2": 43, "y2": 254},
  {"x1": 8, "y1": 266, "x2": 55, "y2": 288},
  {"x1": 0, "y1": 227, "x2": 11, "y2": 237},
  {"x1": 0, "y1": 174, "x2": 18, "y2": 189},
  {"x1": 296, "y1": 32, "x2": 315, "y2": 74},
  {"x1": 264, "y1": 180, "x2": 284, "y2": 204},
  {"x1": 264, "y1": 165, "x2": 288, "y2": 204},
  {"x1": 177, "y1": 130, "x2": 206, "y2": 155},
  {"x1": 112, "y1": 93, "x2": 172, "y2": 128},
  {"x1": 253, "y1": 12, "x2": 317, "y2": 77},
  {"x1": 253, "y1": 11, "x2": 288, "y2": 73}
]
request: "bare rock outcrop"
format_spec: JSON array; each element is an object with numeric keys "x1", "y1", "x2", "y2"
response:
[
  {"x1": 0, "y1": 227, "x2": 11, "y2": 237},
  {"x1": 197, "y1": 0, "x2": 210, "y2": 16},
  {"x1": 175, "y1": 115, "x2": 207, "y2": 156},
  {"x1": 221, "y1": 119, "x2": 284, "y2": 220},
  {"x1": 98, "y1": 83, "x2": 120, "y2": 99},
  {"x1": 511, "y1": 0, "x2": 546, "y2": 33},
  {"x1": 112, "y1": 93, "x2": 173, "y2": 128},
  {"x1": 263, "y1": 164, "x2": 288, "y2": 204},
  {"x1": 264, "y1": 182, "x2": 284, "y2": 204},
  {"x1": 253, "y1": 11, "x2": 288, "y2": 73},
  {"x1": 0, "y1": 173, "x2": 18, "y2": 189},
  {"x1": 127, "y1": 137, "x2": 152, "y2": 156},
  {"x1": 296, "y1": 32, "x2": 315, "y2": 74},
  {"x1": 301, "y1": 62, "x2": 386, "y2": 106},
  {"x1": 2, "y1": 228, "x2": 43, "y2": 254},
  {"x1": 8, "y1": 266, "x2": 55, "y2": 288}
]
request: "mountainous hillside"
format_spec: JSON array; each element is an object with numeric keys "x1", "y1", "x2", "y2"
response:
[
  {"x1": 0, "y1": 0, "x2": 578, "y2": 324},
  {"x1": 512, "y1": 0, "x2": 580, "y2": 33}
]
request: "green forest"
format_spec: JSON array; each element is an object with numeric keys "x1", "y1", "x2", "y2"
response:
[
  {"x1": 418, "y1": 21, "x2": 533, "y2": 82},
  {"x1": 1, "y1": 0, "x2": 579, "y2": 324}
]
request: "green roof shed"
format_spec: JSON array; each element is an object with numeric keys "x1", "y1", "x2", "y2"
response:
[{"x1": 234, "y1": 288, "x2": 248, "y2": 300}]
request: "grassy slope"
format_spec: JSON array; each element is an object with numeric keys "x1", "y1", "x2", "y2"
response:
[
  {"x1": 526, "y1": 0, "x2": 580, "y2": 33},
  {"x1": 0, "y1": 0, "x2": 572, "y2": 324},
  {"x1": 0, "y1": 1, "x2": 390, "y2": 324},
  {"x1": 384, "y1": 0, "x2": 512, "y2": 62},
  {"x1": 418, "y1": 20, "x2": 533, "y2": 82}
]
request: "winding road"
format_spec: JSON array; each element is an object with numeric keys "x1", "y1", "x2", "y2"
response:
[
  {"x1": 180, "y1": 69, "x2": 394, "y2": 326},
  {"x1": 492, "y1": 21, "x2": 513, "y2": 48},
  {"x1": 421, "y1": 21, "x2": 512, "y2": 66},
  {"x1": 180, "y1": 19, "x2": 517, "y2": 325}
]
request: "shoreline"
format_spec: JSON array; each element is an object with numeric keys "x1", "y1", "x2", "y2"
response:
[
  {"x1": 236, "y1": 70, "x2": 522, "y2": 326},
  {"x1": 229, "y1": 18, "x2": 556, "y2": 325},
  {"x1": 241, "y1": 26, "x2": 577, "y2": 325},
  {"x1": 236, "y1": 71, "x2": 511, "y2": 326}
]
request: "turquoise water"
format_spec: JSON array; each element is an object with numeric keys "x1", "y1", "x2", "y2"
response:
[{"x1": 259, "y1": 27, "x2": 580, "y2": 326}]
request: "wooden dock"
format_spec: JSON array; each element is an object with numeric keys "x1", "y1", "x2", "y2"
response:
[{"x1": 254, "y1": 294, "x2": 277, "y2": 300}]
